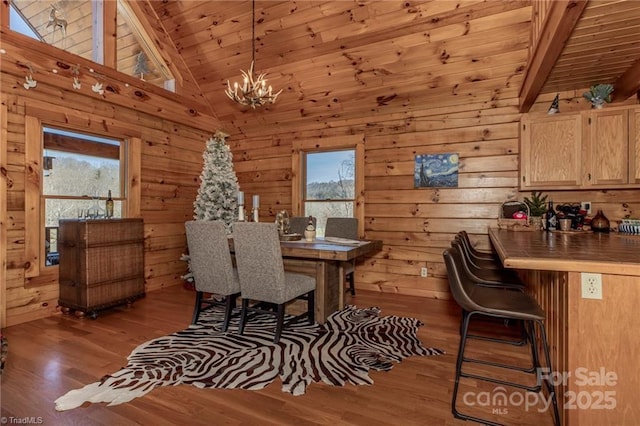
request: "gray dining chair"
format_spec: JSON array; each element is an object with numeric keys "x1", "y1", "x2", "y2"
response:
[
  {"x1": 325, "y1": 217, "x2": 359, "y2": 296},
  {"x1": 288, "y1": 216, "x2": 316, "y2": 235},
  {"x1": 185, "y1": 220, "x2": 241, "y2": 331},
  {"x1": 233, "y1": 222, "x2": 316, "y2": 343}
]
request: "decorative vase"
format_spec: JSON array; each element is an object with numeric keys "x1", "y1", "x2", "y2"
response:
[
  {"x1": 530, "y1": 216, "x2": 543, "y2": 231},
  {"x1": 591, "y1": 210, "x2": 610, "y2": 233},
  {"x1": 304, "y1": 229, "x2": 316, "y2": 241}
]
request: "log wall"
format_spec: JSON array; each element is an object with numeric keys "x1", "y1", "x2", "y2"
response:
[
  {"x1": 229, "y1": 89, "x2": 640, "y2": 301},
  {"x1": 0, "y1": 34, "x2": 216, "y2": 327},
  {"x1": 2, "y1": 11, "x2": 640, "y2": 327}
]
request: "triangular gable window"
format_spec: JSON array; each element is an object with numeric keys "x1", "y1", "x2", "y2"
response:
[{"x1": 8, "y1": 0, "x2": 174, "y2": 91}]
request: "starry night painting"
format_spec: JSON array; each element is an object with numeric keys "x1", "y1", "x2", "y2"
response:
[{"x1": 414, "y1": 153, "x2": 459, "y2": 188}]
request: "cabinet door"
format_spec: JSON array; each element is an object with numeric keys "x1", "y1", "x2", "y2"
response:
[
  {"x1": 520, "y1": 113, "x2": 582, "y2": 189},
  {"x1": 584, "y1": 109, "x2": 628, "y2": 186},
  {"x1": 629, "y1": 107, "x2": 640, "y2": 185}
]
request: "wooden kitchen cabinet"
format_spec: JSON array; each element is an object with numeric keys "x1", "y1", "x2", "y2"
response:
[
  {"x1": 582, "y1": 108, "x2": 628, "y2": 187},
  {"x1": 520, "y1": 106, "x2": 640, "y2": 190},
  {"x1": 520, "y1": 113, "x2": 582, "y2": 189}
]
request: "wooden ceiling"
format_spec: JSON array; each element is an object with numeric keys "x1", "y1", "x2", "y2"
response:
[
  {"x1": 140, "y1": 0, "x2": 640, "y2": 135},
  {"x1": 9, "y1": 1, "x2": 640, "y2": 135}
]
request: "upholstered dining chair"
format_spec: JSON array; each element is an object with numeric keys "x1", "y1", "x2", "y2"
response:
[
  {"x1": 288, "y1": 216, "x2": 316, "y2": 235},
  {"x1": 324, "y1": 217, "x2": 359, "y2": 296},
  {"x1": 185, "y1": 220, "x2": 241, "y2": 331},
  {"x1": 233, "y1": 222, "x2": 316, "y2": 343}
]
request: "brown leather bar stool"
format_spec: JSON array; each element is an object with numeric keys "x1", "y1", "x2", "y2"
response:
[
  {"x1": 457, "y1": 230, "x2": 500, "y2": 262},
  {"x1": 443, "y1": 246, "x2": 560, "y2": 426},
  {"x1": 451, "y1": 239, "x2": 525, "y2": 290}
]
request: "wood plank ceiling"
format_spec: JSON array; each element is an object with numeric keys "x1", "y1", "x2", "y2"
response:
[
  {"x1": 141, "y1": 0, "x2": 640, "y2": 136},
  {"x1": 9, "y1": 1, "x2": 640, "y2": 132}
]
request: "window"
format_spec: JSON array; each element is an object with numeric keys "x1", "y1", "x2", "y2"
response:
[
  {"x1": 42, "y1": 127, "x2": 126, "y2": 266},
  {"x1": 302, "y1": 149, "x2": 356, "y2": 237},
  {"x1": 9, "y1": 1, "x2": 174, "y2": 90}
]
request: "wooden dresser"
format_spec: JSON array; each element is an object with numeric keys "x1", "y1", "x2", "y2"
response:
[{"x1": 58, "y1": 218, "x2": 145, "y2": 318}]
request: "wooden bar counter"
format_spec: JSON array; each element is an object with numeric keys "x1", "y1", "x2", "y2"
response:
[{"x1": 488, "y1": 228, "x2": 640, "y2": 426}]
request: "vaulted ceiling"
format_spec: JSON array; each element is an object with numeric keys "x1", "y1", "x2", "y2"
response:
[
  {"x1": 137, "y1": 0, "x2": 640, "y2": 137},
  {"x1": 9, "y1": 1, "x2": 640, "y2": 137}
]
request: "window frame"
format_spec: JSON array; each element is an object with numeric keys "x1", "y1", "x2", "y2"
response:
[
  {"x1": 24, "y1": 114, "x2": 141, "y2": 276},
  {"x1": 292, "y1": 134, "x2": 365, "y2": 238},
  {"x1": 41, "y1": 126, "x2": 127, "y2": 267}
]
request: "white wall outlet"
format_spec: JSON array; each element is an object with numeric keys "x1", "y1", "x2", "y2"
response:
[
  {"x1": 581, "y1": 201, "x2": 592, "y2": 214},
  {"x1": 581, "y1": 272, "x2": 602, "y2": 299},
  {"x1": 420, "y1": 267, "x2": 428, "y2": 278}
]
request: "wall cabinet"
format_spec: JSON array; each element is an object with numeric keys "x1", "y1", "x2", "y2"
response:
[
  {"x1": 58, "y1": 218, "x2": 145, "y2": 318},
  {"x1": 520, "y1": 106, "x2": 640, "y2": 190}
]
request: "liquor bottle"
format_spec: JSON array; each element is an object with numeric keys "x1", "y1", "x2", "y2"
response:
[
  {"x1": 105, "y1": 190, "x2": 114, "y2": 218},
  {"x1": 545, "y1": 200, "x2": 557, "y2": 231}
]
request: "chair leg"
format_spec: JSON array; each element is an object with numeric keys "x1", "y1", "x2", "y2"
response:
[
  {"x1": 238, "y1": 298, "x2": 249, "y2": 335},
  {"x1": 222, "y1": 293, "x2": 237, "y2": 332},
  {"x1": 347, "y1": 271, "x2": 355, "y2": 296},
  {"x1": 534, "y1": 319, "x2": 561, "y2": 426},
  {"x1": 273, "y1": 304, "x2": 286, "y2": 343},
  {"x1": 307, "y1": 291, "x2": 315, "y2": 324},
  {"x1": 191, "y1": 291, "x2": 203, "y2": 324}
]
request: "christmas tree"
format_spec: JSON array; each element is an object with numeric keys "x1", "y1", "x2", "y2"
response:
[
  {"x1": 183, "y1": 130, "x2": 239, "y2": 284},
  {"x1": 193, "y1": 130, "x2": 240, "y2": 233}
]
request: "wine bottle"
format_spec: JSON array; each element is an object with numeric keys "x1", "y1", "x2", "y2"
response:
[
  {"x1": 545, "y1": 200, "x2": 557, "y2": 231},
  {"x1": 105, "y1": 190, "x2": 114, "y2": 218}
]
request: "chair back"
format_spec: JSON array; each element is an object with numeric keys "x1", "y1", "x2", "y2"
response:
[
  {"x1": 325, "y1": 217, "x2": 358, "y2": 239},
  {"x1": 185, "y1": 220, "x2": 239, "y2": 295},
  {"x1": 450, "y1": 239, "x2": 485, "y2": 277},
  {"x1": 443, "y1": 247, "x2": 481, "y2": 313},
  {"x1": 233, "y1": 222, "x2": 287, "y2": 302},
  {"x1": 289, "y1": 216, "x2": 316, "y2": 235}
]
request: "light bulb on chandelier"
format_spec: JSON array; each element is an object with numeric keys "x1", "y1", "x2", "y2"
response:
[{"x1": 225, "y1": 0, "x2": 282, "y2": 108}]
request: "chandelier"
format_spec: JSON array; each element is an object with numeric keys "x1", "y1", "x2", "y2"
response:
[{"x1": 225, "y1": 0, "x2": 282, "y2": 108}]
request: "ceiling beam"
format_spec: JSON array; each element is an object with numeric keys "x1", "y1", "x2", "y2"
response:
[
  {"x1": 519, "y1": 0, "x2": 588, "y2": 112},
  {"x1": 611, "y1": 58, "x2": 640, "y2": 102}
]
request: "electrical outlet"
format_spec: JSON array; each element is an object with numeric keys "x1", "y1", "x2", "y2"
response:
[
  {"x1": 420, "y1": 267, "x2": 428, "y2": 278},
  {"x1": 581, "y1": 273, "x2": 602, "y2": 299},
  {"x1": 581, "y1": 201, "x2": 592, "y2": 215}
]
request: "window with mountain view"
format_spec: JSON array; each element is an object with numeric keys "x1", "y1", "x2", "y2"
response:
[
  {"x1": 303, "y1": 149, "x2": 355, "y2": 237},
  {"x1": 42, "y1": 127, "x2": 125, "y2": 266}
]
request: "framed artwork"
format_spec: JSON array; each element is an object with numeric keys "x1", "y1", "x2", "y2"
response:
[{"x1": 414, "y1": 153, "x2": 459, "y2": 188}]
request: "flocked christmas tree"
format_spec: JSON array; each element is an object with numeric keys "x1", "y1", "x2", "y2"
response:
[
  {"x1": 193, "y1": 130, "x2": 240, "y2": 233},
  {"x1": 182, "y1": 130, "x2": 239, "y2": 284}
]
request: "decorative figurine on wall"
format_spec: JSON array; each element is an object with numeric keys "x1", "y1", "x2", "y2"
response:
[
  {"x1": 47, "y1": 6, "x2": 67, "y2": 37},
  {"x1": 547, "y1": 93, "x2": 560, "y2": 114}
]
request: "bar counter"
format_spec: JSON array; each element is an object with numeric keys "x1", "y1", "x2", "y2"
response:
[{"x1": 488, "y1": 228, "x2": 640, "y2": 426}]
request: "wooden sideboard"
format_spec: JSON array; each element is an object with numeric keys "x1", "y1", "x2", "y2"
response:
[
  {"x1": 58, "y1": 218, "x2": 145, "y2": 318},
  {"x1": 488, "y1": 228, "x2": 640, "y2": 426}
]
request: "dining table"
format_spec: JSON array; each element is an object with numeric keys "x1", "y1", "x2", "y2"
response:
[{"x1": 278, "y1": 237, "x2": 382, "y2": 324}]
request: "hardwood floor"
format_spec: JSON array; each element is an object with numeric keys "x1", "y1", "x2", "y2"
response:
[{"x1": 1, "y1": 286, "x2": 555, "y2": 425}]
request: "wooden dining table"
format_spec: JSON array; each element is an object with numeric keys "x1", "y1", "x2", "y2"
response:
[{"x1": 279, "y1": 237, "x2": 382, "y2": 324}]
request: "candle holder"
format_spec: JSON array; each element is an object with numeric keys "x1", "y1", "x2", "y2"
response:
[
  {"x1": 238, "y1": 205, "x2": 246, "y2": 222},
  {"x1": 252, "y1": 207, "x2": 259, "y2": 222}
]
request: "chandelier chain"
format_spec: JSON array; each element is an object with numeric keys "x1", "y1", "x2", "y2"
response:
[{"x1": 225, "y1": 0, "x2": 282, "y2": 108}]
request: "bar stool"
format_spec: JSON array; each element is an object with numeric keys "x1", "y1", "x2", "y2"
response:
[
  {"x1": 451, "y1": 239, "x2": 525, "y2": 290},
  {"x1": 443, "y1": 247, "x2": 560, "y2": 426},
  {"x1": 457, "y1": 230, "x2": 500, "y2": 262}
]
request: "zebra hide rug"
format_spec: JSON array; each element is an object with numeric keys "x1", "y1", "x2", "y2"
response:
[{"x1": 55, "y1": 305, "x2": 443, "y2": 411}]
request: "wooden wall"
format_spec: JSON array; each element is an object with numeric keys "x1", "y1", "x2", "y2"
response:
[
  {"x1": 0, "y1": 32, "x2": 217, "y2": 327},
  {"x1": 229, "y1": 89, "x2": 640, "y2": 301},
  {"x1": 2, "y1": 5, "x2": 640, "y2": 328}
]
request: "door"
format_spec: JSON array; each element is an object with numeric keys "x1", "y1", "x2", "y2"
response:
[{"x1": 584, "y1": 109, "x2": 628, "y2": 187}]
